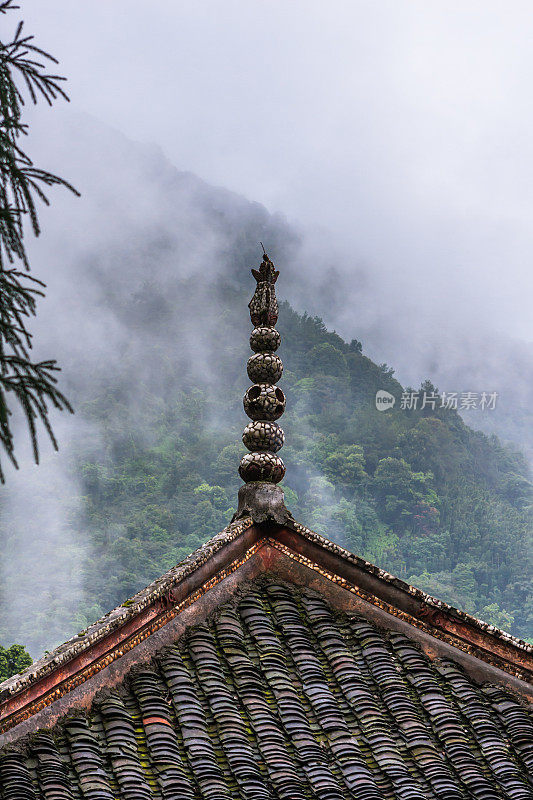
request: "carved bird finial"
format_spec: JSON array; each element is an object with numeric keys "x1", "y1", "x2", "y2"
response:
[{"x1": 249, "y1": 252, "x2": 279, "y2": 326}]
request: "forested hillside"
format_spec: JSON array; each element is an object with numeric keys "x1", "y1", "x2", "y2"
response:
[
  {"x1": 76, "y1": 296, "x2": 531, "y2": 639},
  {"x1": 0, "y1": 117, "x2": 530, "y2": 658},
  {"x1": 4, "y1": 286, "x2": 531, "y2": 655}
]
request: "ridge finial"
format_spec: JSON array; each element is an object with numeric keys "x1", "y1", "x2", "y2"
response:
[{"x1": 234, "y1": 249, "x2": 291, "y2": 524}]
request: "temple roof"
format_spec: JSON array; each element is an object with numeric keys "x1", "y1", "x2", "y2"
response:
[
  {"x1": 0, "y1": 253, "x2": 531, "y2": 797},
  {"x1": 0, "y1": 517, "x2": 531, "y2": 798}
]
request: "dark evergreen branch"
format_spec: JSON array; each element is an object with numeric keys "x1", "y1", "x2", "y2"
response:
[{"x1": 0, "y1": 2, "x2": 77, "y2": 480}]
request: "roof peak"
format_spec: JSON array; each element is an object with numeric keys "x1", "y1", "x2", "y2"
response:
[
  {"x1": 3, "y1": 574, "x2": 532, "y2": 798},
  {"x1": 1, "y1": 515, "x2": 531, "y2": 745}
]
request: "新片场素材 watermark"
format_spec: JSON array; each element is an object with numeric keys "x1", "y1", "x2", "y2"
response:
[{"x1": 375, "y1": 389, "x2": 498, "y2": 411}]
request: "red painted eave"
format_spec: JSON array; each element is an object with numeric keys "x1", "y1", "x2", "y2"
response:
[{"x1": 1, "y1": 517, "x2": 531, "y2": 739}]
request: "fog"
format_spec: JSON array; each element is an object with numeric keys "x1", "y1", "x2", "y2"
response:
[
  {"x1": 20, "y1": 1, "x2": 533, "y2": 455},
  {"x1": 1, "y1": 2, "x2": 532, "y2": 654},
  {"x1": 21, "y1": 0, "x2": 533, "y2": 345}
]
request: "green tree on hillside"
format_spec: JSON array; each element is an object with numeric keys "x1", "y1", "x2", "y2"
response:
[
  {"x1": 370, "y1": 456, "x2": 439, "y2": 534},
  {"x1": 0, "y1": 642, "x2": 31, "y2": 681}
]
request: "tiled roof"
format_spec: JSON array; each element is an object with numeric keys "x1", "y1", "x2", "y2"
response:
[
  {"x1": 1, "y1": 517, "x2": 530, "y2": 716},
  {"x1": 2, "y1": 579, "x2": 532, "y2": 800}
]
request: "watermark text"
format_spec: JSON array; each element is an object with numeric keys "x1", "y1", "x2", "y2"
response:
[{"x1": 375, "y1": 389, "x2": 498, "y2": 412}]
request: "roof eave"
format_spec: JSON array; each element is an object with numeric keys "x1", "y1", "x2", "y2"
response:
[{"x1": 1, "y1": 515, "x2": 531, "y2": 745}]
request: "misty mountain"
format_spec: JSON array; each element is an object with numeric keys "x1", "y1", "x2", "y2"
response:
[
  {"x1": 0, "y1": 112, "x2": 530, "y2": 656},
  {"x1": 25, "y1": 111, "x2": 533, "y2": 461}
]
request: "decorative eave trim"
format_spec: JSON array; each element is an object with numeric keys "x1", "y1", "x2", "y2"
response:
[
  {"x1": 281, "y1": 521, "x2": 533, "y2": 681},
  {"x1": 1, "y1": 516, "x2": 530, "y2": 739},
  {"x1": 0, "y1": 517, "x2": 256, "y2": 709},
  {"x1": 0, "y1": 536, "x2": 267, "y2": 737}
]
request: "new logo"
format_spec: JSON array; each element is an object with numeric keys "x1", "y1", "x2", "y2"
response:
[{"x1": 375, "y1": 390, "x2": 396, "y2": 411}]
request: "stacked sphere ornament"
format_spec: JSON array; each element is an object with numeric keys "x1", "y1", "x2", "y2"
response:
[{"x1": 239, "y1": 252, "x2": 286, "y2": 484}]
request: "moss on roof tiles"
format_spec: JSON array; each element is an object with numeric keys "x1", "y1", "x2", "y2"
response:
[{"x1": 1, "y1": 580, "x2": 532, "y2": 800}]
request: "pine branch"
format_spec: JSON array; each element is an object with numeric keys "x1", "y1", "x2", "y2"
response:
[{"x1": 0, "y1": 2, "x2": 77, "y2": 480}]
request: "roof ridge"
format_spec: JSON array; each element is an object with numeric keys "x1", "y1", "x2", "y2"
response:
[
  {"x1": 1, "y1": 516, "x2": 530, "y2": 739},
  {"x1": 0, "y1": 516, "x2": 254, "y2": 703},
  {"x1": 290, "y1": 520, "x2": 532, "y2": 655}
]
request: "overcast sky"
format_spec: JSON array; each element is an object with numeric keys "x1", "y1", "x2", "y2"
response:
[
  {"x1": 19, "y1": 1, "x2": 533, "y2": 343},
  {"x1": 3, "y1": 1, "x2": 532, "y2": 654}
]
